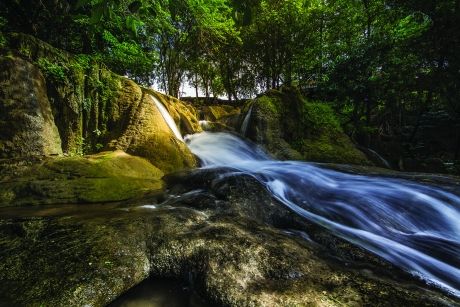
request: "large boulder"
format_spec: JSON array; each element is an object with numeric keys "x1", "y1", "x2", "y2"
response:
[
  {"x1": 0, "y1": 150, "x2": 164, "y2": 207},
  {"x1": 107, "y1": 90, "x2": 197, "y2": 173},
  {"x1": 244, "y1": 88, "x2": 370, "y2": 164},
  {"x1": 0, "y1": 56, "x2": 62, "y2": 158}
]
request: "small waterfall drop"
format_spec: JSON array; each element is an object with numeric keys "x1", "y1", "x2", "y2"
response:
[
  {"x1": 151, "y1": 95, "x2": 183, "y2": 141},
  {"x1": 240, "y1": 105, "x2": 253, "y2": 136},
  {"x1": 199, "y1": 120, "x2": 210, "y2": 130},
  {"x1": 186, "y1": 132, "x2": 460, "y2": 298},
  {"x1": 366, "y1": 147, "x2": 392, "y2": 169}
]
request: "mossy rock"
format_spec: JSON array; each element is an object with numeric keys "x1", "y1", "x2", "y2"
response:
[
  {"x1": 129, "y1": 131, "x2": 196, "y2": 174},
  {"x1": 0, "y1": 55, "x2": 62, "y2": 158},
  {"x1": 0, "y1": 150, "x2": 164, "y2": 207},
  {"x1": 147, "y1": 89, "x2": 202, "y2": 135},
  {"x1": 2, "y1": 35, "x2": 197, "y2": 175},
  {"x1": 246, "y1": 88, "x2": 370, "y2": 164},
  {"x1": 245, "y1": 93, "x2": 302, "y2": 160},
  {"x1": 201, "y1": 105, "x2": 241, "y2": 121},
  {"x1": 198, "y1": 121, "x2": 235, "y2": 132},
  {"x1": 108, "y1": 91, "x2": 197, "y2": 173},
  {"x1": 297, "y1": 133, "x2": 370, "y2": 164}
]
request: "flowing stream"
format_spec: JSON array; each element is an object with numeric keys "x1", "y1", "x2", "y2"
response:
[{"x1": 185, "y1": 132, "x2": 460, "y2": 298}]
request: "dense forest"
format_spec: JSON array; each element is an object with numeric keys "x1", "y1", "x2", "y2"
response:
[
  {"x1": 1, "y1": 1, "x2": 460, "y2": 306},
  {"x1": 1, "y1": 0, "x2": 459, "y2": 170}
]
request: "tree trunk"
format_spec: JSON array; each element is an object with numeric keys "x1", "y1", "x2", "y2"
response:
[
  {"x1": 362, "y1": 0, "x2": 372, "y2": 39},
  {"x1": 409, "y1": 92, "x2": 431, "y2": 143},
  {"x1": 365, "y1": 96, "x2": 372, "y2": 126},
  {"x1": 195, "y1": 73, "x2": 199, "y2": 98}
]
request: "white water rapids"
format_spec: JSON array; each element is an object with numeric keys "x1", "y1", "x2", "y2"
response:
[{"x1": 185, "y1": 132, "x2": 460, "y2": 298}]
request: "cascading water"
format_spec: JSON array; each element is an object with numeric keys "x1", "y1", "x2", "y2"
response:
[
  {"x1": 240, "y1": 105, "x2": 253, "y2": 136},
  {"x1": 151, "y1": 95, "x2": 184, "y2": 141},
  {"x1": 185, "y1": 131, "x2": 460, "y2": 298},
  {"x1": 199, "y1": 120, "x2": 210, "y2": 130},
  {"x1": 362, "y1": 146, "x2": 392, "y2": 169}
]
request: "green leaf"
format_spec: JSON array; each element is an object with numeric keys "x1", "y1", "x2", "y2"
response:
[
  {"x1": 393, "y1": 12, "x2": 431, "y2": 42},
  {"x1": 90, "y1": 5, "x2": 105, "y2": 23}
]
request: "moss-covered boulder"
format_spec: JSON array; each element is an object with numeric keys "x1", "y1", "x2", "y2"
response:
[
  {"x1": 201, "y1": 105, "x2": 240, "y2": 121},
  {"x1": 1, "y1": 33, "x2": 199, "y2": 174},
  {"x1": 0, "y1": 150, "x2": 163, "y2": 207},
  {"x1": 245, "y1": 88, "x2": 370, "y2": 164},
  {"x1": 0, "y1": 55, "x2": 62, "y2": 158},
  {"x1": 195, "y1": 105, "x2": 241, "y2": 132}
]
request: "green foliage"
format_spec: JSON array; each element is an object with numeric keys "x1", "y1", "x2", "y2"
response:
[
  {"x1": 392, "y1": 12, "x2": 431, "y2": 41},
  {"x1": 37, "y1": 58, "x2": 67, "y2": 83},
  {"x1": 73, "y1": 136, "x2": 85, "y2": 156},
  {"x1": 100, "y1": 30, "x2": 155, "y2": 77},
  {"x1": 72, "y1": 54, "x2": 92, "y2": 72},
  {"x1": 1, "y1": 0, "x2": 458, "y2": 163},
  {"x1": 82, "y1": 98, "x2": 92, "y2": 112},
  {"x1": 18, "y1": 45, "x2": 31, "y2": 58},
  {"x1": 301, "y1": 102, "x2": 341, "y2": 133},
  {"x1": 95, "y1": 143, "x2": 104, "y2": 151}
]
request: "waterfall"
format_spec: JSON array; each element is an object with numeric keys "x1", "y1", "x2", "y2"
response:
[
  {"x1": 199, "y1": 120, "x2": 210, "y2": 130},
  {"x1": 151, "y1": 95, "x2": 183, "y2": 141},
  {"x1": 186, "y1": 132, "x2": 460, "y2": 298},
  {"x1": 240, "y1": 105, "x2": 253, "y2": 136},
  {"x1": 360, "y1": 146, "x2": 392, "y2": 169}
]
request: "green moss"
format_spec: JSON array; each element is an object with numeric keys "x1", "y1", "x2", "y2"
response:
[
  {"x1": 133, "y1": 132, "x2": 197, "y2": 174},
  {"x1": 249, "y1": 87, "x2": 370, "y2": 164},
  {"x1": 0, "y1": 151, "x2": 164, "y2": 207},
  {"x1": 204, "y1": 105, "x2": 241, "y2": 121},
  {"x1": 257, "y1": 95, "x2": 280, "y2": 115},
  {"x1": 71, "y1": 54, "x2": 91, "y2": 72},
  {"x1": 301, "y1": 101, "x2": 341, "y2": 133},
  {"x1": 298, "y1": 133, "x2": 369, "y2": 164}
]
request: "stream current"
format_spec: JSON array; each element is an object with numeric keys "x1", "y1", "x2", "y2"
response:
[{"x1": 185, "y1": 132, "x2": 460, "y2": 298}]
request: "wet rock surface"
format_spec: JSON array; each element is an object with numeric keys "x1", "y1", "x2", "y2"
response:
[
  {"x1": 0, "y1": 168, "x2": 458, "y2": 306},
  {"x1": 0, "y1": 150, "x2": 164, "y2": 207},
  {"x1": 107, "y1": 89, "x2": 197, "y2": 173}
]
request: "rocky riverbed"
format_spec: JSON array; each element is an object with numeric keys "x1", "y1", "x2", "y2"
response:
[{"x1": 1, "y1": 167, "x2": 459, "y2": 306}]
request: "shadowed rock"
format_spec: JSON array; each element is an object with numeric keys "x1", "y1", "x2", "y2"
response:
[
  {"x1": 0, "y1": 56, "x2": 62, "y2": 158},
  {"x1": 0, "y1": 168, "x2": 458, "y2": 306}
]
